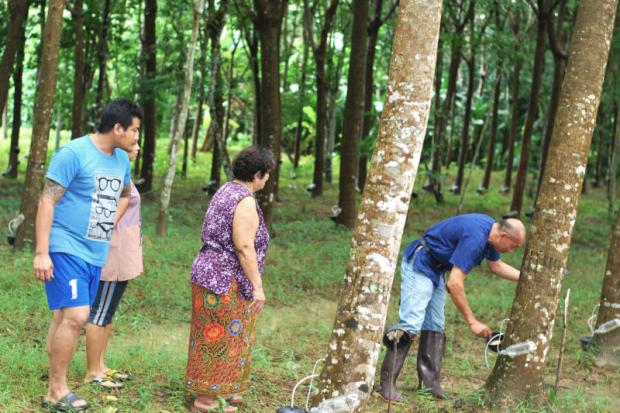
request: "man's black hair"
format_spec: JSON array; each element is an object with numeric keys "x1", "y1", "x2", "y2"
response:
[
  {"x1": 97, "y1": 98, "x2": 143, "y2": 133},
  {"x1": 232, "y1": 146, "x2": 276, "y2": 182}
]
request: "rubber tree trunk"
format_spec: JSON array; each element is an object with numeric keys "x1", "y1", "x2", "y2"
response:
[
  {"x1": 325, "y1": 44, "x2": 346, "y2": 184},
  {"x1": 510, "y1": 5, "x2": 549, "y2": 216},
  {"x1": 453, "y1": 54, "x2": 475, "y2": 194},
  {"x1": 253, "y1": 0, "x2": 287, "y2": 226},
  {"x1": 292, "y1": 24, "x2": 309, "y2": 170},
  {"x1": 207, "y1": 0, "x2": 231, "y2": 188},
  {"x1": 334, "y1": 0, "x2": 369, "y2": 228},
  {"x1": 312, "y1": 0, "x2": 442, "y2": 408},
  {"x1": 191, "y1": 22, "x2": 207, "y2": 163},
  {"x1": 155, "y1": 0, "x2": 203, "y2": 236},
  {"x1": 0, "y1": 0, "x2": 30, "y2": 118},
  {"x1": 480, "y1": 73, "x2": 502, "y2": 191},
  {"x1": 95, "y1": 0, "x2": 112, "y2": 110},
  {"x1": 70, "y1": 0, "x2": 86, "y2": 139},
  {"x1": 139, "y1": 0, "x2": 157, "y2": 193},
  {"x1": 14, "y1": 0, "x2": 66, "y2": 250},
  {"x1": 308, "y1": 0, "x2": 339, "y2": 197},
  {"x1": 503, "y1": 61, "x2": 521, "y2": 193},
  {"x1": 608, "y1": 107, "x2": 620, "y2": 212},
  {"x1": 485, "y1": 0, "x2": 616, "y2": 403},
  {"x1": 5, "y1": 29, "x2": 26, "y2": 179},
  {"x1": 594, "y1": 203, "x2": 620, "y2": 368}
]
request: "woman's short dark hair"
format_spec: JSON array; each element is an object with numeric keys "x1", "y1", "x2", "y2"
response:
[
  {"x1": 98, "y1": 98, "x2": 143, "y2": 133},
  {"x1": 232, "y1": 146, "x2": 276, "y2": 182}
]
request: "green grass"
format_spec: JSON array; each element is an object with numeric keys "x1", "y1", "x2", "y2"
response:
[{"x1": 0, "y1": 133, "x2": 618, "y2": 412}]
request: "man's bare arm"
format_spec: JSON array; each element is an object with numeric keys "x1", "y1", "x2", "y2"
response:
[
  {"x1": 445, "y1": 266, "x2": 492, "y2": 338},
  {"x1": 34, "y1": 179, "x2": 66, "y2": 281},
  {"x1": 115, "y1": 183, "x2": 131, "y2": 224},
  {"x1": 487, "y1": 259, "x2": 520, "y2": 282}
]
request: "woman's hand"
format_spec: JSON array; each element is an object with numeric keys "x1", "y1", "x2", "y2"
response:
[{"x1": 250, "y1": 285, "x2": 266, "y2": 314}]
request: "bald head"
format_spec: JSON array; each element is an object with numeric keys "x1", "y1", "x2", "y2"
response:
[{"x1": 490, "y1": 218, "x2": 526, "y2": 253}]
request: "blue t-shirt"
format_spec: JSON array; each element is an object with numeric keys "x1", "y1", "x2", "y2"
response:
[
  {"x1": 403, "y1": 213, "x2": 501, "y2": 286},
  {"x1": 46, "y1": 136, "x2": 131, "y2": 266}
]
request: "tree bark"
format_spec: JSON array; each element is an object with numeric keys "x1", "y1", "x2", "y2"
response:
[
  {"x1": 206, "y1": 0, "x2": 231, "y2": 189},
  {"x1": 594, "y1": 203, "x2": 620, "y2": 368},
  {"x1": 510, "y1": 1, "x2": 551, "y2": 216},
  {"x1": 453, "y1": 53, "x2": 475, "y2": 194},
  {"x1": 480, "y1": 73, "x2": 502, "y2": 191},
  {"x1": 307, "y1": 0, "x2": 339, "y2": 197},
  {"x1": 4, "y1": 27, "x2": 26, "y2": 179},
  {"x1": 70, "y1": 0, "x2": 86, "y2": 139},
  {"x1": 138, "y1": 0, "x2": 157, "y2": 193},
  {"x1": 325, "y1": 41, "x2": 346, "y2": 184},
  {"x1": 608, "y1": 106, "x2": 620, "y2": 212},
  {"x1": 95, "y1": 0, "x2": 112, "y2": 110},
  {"x1": 485, "y1": 0, "x2": 616, "y2": 403},
  {"x1": 334, "y1": 0, "x2": 369, "y2": 228},
  {"x1": 502, "y1": 61, "x2": 521, "y2": 193},
  {"x1": 293, "y1": 22, "x2": 309, "y2": 170},
  {"x1": 253, "y1": 0, "x2": 287, "y2": 226},
  {"x1": 312, "y1": 1, "x2": 441, "y2": 408},
  {"x1": 0, "y1": 0, "x2": 29, "y2": 119},
  {"x1": 14, "y1": 0, "x2": 66, "y2": 249},
  {"x1": 155, "y1": 0, "x2": 203, "y2": 236},
  {"x1": 191, "y1": 20, "x2": 208, "y2": 163}
]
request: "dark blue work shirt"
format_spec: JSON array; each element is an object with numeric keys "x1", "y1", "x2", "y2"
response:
[{"x1": 403, "y1": 213, "x2": 501, "y2": 286}]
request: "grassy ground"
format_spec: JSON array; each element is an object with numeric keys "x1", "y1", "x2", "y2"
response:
[{"x1": 0, "y1": 133, "x2": 618, "y2": 412}]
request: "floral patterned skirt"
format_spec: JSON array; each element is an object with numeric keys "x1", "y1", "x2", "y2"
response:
[{"x1": 185, "y1": 281, "x2": 256, "y2": 396}]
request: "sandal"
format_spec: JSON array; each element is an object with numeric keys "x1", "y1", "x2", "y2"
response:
[
  {"x1": 104, "y1": 369, "x2": 130, "y2": 381},
  {"x1": 226, "y1": 394, "x2": 243, "y2": 405},
  {"x1": 41, "y1": 391, "x2": 90, "y2": 412},
  {"x1": 192, "y1": 397, "x2": 238, "y2": 412},
  {"x1": 85, "y1": 376, "x2": 123, "y2": 389}
]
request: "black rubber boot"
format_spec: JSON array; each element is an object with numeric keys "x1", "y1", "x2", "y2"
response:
[
  {"x1": 378, "y1": 329, "x2": 414, "y2": 402},
  {"x1": 416, "y1": 330, "x2": 447, "y2": 399}
]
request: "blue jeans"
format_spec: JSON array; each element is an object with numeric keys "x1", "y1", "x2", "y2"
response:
[{"x1": 391, "y1": 252, "x2": 445, "y2": 335}]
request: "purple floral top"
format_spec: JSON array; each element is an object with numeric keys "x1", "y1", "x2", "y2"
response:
[{"x1": 191, "y1": 182, "x2": 270, "y2": 300}]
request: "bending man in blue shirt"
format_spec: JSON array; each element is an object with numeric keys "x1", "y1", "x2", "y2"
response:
[{"x1": 378, "y1": 214, "x2": 525, "y2": 402}]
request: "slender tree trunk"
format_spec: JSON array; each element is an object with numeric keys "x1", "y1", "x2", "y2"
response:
[
  {"x1": 244, "y1": 28, "x2": 262, "y2": 146},
  {"x1": 156, "y1": 0, "x2": 203, "y2": 236},
  {"x1": 1, "y1": 101, "x2": 7, "y2": 141},
  {"x1": 454, "y1": 56, "x2": 476, "y2": 193},
  {"x1": 182, "y1": 117, "x2": 193, "y2": 178},
  {"x1": 4, "y1": 31, "x2": 25, "y2": 179},
  {"x1": 70, "y1": 0, "x2": 86, "y2": 139},
  {"x1": 95, "y1": 0, "x2": 112, "y2": 110},
  {"x1": 335, "y1": 0, "x2": 369, "y2": 228},
  {"x1": 308, "y1": 0, "x2": 339, "y2": 197},
  {"x1": 594, "y1": 203, "x2": 620, "y2": 368},
  {"x1": 502, "y1": 61, "x2": 521, "y2": 193},
  {"x1": 325, "y1": 43, "x2": 346, "y2": 184},
  {"x1": 432, "y1": 39, "x2": 462, "y2": 200},
  {"x1": 480, "y1": 73, "x2": 502, "y2": 191},
  {"x1": 14, "y1": 0, "x2": 66, "y2": 249},
  {"x1": 254, "y1": 0, "x2": 287, "y2": 226},
  {"x1": 608, "y1": 106, "x2": 620, "y2": 212},
  {"x1": 293, "y1": 28, "x2": 309, "y2": 170},
  {"x1": 222, "y1": 37, "x2": 239, "y2": 146},
  {"x1": 191, "y1": 21, "x2": 207, "y2": 163},
  {"x1": 312, "y1": 1, "x2": 441, "y2": 408},
  {"x1": 139, "y1": 0, "x2": 157, "y2": 192},
  {"x1": 485, "y1": 0, "x2": 616, "y2": 403},
  {"x1": 510, "y1": 12, "x2": 548, "y2": 215},
  {"x1": 206, "y1": 0, "x2": 231, "y2": 188},
  {"x1": 0, "y1": 0, "x2": 30, "y2": 118}
]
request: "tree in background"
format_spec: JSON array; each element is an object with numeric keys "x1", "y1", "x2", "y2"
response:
[
  {"x1": 156, "y1": 0, "x2": 203, "y2": 236},
  {"x1": 312, "y1": 0, "x2": 441, "y2": 407},
  {"x1": 15, "y1": 0, "x2": 67, "y2": 249},
  {"x1": 333, "y1": 0, "x2": 369, "y2": 229},
  {"x1": 485, "y1": 0, "x2": 616, "y2": 404}
]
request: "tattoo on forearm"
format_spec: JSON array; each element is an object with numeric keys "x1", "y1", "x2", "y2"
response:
[
  {"x1": 41, "y1": 179, "x2": 66, "y2": 203},
  {"x1": 120, "y1": 184, "x2": 131, "y2": 197}
]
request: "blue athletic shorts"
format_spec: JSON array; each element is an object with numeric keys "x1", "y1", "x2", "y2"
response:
[
  {"x1": 88, "y1": 280, "x2": 128, "y2": 326},
  {"x1": 45, "y1": 252, "x2": 102, "y2": 310}
]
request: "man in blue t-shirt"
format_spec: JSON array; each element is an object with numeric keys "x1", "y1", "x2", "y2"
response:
[
  {"x1": 33, "y1": 99, "x2": 142, "y2": 412},
  {"x1": 378, "y1": 214, "x2": 525, "y2": 402}
]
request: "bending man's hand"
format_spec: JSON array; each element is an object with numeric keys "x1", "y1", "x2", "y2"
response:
[
  {"x1": 469, "y1": 319, "x2": 492, "y2": 338},
  {"x1": 250, "y1": 285, "x2": 266, "y2": 314},
  {"x1": 34, "y1": 253, "x2": 54, "y2": 281}
]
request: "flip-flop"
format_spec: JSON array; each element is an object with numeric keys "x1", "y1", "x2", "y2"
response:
[
  {"x1": 227, "y1": 394, "x2": 243, "y2": 405},
  {"x1": 41, "y1": 391, "x2": 90, "y2": 412},
  {"x1": 104, "y1": 369, "x2": 130, "y2": 381},
  {"x1": 192, "y1": 397, "x2": 238, "y2": 412},
  {"x1": 85, "y1": 376, "x2": 123, "y2": 389}
]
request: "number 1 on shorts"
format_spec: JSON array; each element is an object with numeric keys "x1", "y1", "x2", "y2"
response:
[{"x1": 69, "y1": 279, "x2": 78, "y2": 300}]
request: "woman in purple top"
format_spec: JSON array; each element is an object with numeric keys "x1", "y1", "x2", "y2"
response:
[{"x1": 186, "y1": 146, "x2": 274, "y2": 413}]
